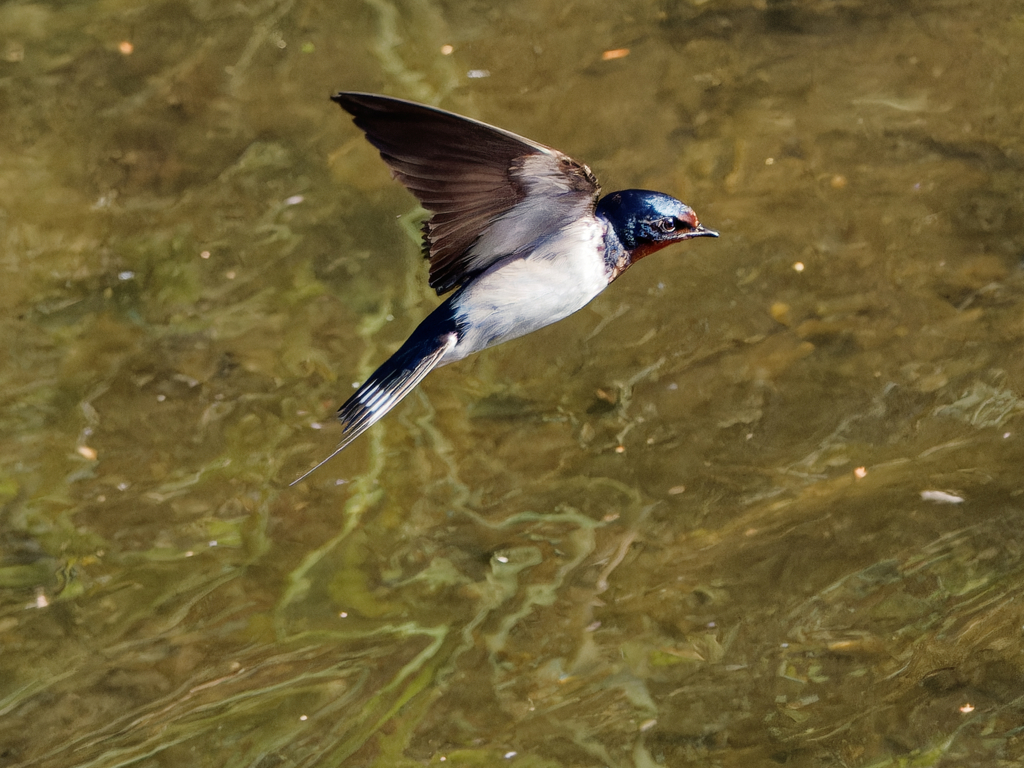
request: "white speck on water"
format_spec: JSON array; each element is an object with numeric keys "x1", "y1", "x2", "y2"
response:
[{"x1": 920, "y1": 490, "x2": 964, "y2": 504}]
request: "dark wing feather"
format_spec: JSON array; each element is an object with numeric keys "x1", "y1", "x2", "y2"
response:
[{"x1": 332, "y1": 92, "x2": 600, "y2": 294}]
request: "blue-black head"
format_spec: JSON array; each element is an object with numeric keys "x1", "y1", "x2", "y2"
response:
[{"x1": 596, "y1": 189, "x2": 717, "y2": 262}]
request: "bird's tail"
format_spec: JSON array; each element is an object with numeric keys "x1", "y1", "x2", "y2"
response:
[{"x1": 290, "y1": 308, "x2": 461, "y2": 486}]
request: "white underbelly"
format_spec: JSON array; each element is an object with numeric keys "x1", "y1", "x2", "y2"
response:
[{"x1": 448, "y1": 219, "x2": 608, "y2": 363}]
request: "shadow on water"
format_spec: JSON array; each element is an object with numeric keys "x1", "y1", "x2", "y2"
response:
[{"x1": 2, "y1": 0, "x2": 1024, "y2": 765}]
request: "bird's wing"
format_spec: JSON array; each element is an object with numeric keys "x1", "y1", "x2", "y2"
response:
[
  {"x1": 333, "y1": 92, "x2": 601, "y2": 295},
  {"x1": 289, "y1": 326, "x2": 458, "y2": 486}
]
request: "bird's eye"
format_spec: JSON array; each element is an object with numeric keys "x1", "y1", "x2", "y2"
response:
[{"x1": 657, "y1": 218, "x2": 676, "y2": 233}]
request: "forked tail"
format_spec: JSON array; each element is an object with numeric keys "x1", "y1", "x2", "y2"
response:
[{"x1": 290, "y1": 312, "x2": 461, "y2": 486}]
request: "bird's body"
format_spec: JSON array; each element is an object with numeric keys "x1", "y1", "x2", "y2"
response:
[
  {"x1": 291, "y1": 92, "x2": 717, "y2": 484},
  {"x1": 452, "y1": 214, "x2": 610, "y2": 362}
]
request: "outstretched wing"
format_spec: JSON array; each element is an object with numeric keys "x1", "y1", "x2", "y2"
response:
[{"x1": 332, "y1": 92, "x2": 601, "y2": 295}]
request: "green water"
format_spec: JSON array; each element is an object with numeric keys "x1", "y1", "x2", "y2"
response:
[{"x1": 2, "y1": 1, "x2": 1024, "y2": 765}]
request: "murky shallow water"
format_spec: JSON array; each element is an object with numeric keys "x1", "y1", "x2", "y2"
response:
[{"x1": 2, "y1": 1, "x2": 1024, "y2": 765}]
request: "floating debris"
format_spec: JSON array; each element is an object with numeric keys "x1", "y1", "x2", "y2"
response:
[{"x1": 920, "y1": 490, "x2": 964, "y2": 504}]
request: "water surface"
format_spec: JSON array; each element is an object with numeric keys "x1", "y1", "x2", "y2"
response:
[{"x1": 2, "y1": 1, "x2": 1024, "y2": 765}]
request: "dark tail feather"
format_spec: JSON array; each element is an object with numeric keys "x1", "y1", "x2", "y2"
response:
[{"x1": 290, "y1": 318, "x2": 460, "y2": 486}]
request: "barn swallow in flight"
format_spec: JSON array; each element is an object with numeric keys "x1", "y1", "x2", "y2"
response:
[{"x1": 291, "y1": 92, "x2": 717, "y2": 484}]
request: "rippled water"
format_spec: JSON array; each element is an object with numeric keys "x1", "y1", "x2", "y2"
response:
[{"x1": 2, "y1": 1, "x2": 1024, "y2": 766}]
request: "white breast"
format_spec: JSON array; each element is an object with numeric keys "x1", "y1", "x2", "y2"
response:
[{"x1": 446, "y1": 216, "x2": 609, "y2": 364}]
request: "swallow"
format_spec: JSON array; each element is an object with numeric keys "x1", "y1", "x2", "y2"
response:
[{"x1": 291, "y1": 92, "x2": 717, "y2": 484}]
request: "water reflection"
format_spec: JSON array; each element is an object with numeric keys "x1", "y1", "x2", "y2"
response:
[{"x1": 2, "y1": 0, "x2": 1023, "y2": 765}]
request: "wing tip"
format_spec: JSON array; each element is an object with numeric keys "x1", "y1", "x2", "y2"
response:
[
  {"x1": 330, "y1": 91, "x2": 352, "y2": 107},
  {"x1": 331, "y1": 91, "x2": 385, "y2": 115}
]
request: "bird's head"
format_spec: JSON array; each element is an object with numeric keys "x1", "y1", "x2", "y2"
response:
[{"x1": 596, "y1": 190, "x2": 717, "y2": 264}]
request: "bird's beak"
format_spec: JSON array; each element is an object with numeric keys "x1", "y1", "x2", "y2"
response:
[{"x1": 683, "y1": 224, "x2": 718, "y2": 240}]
